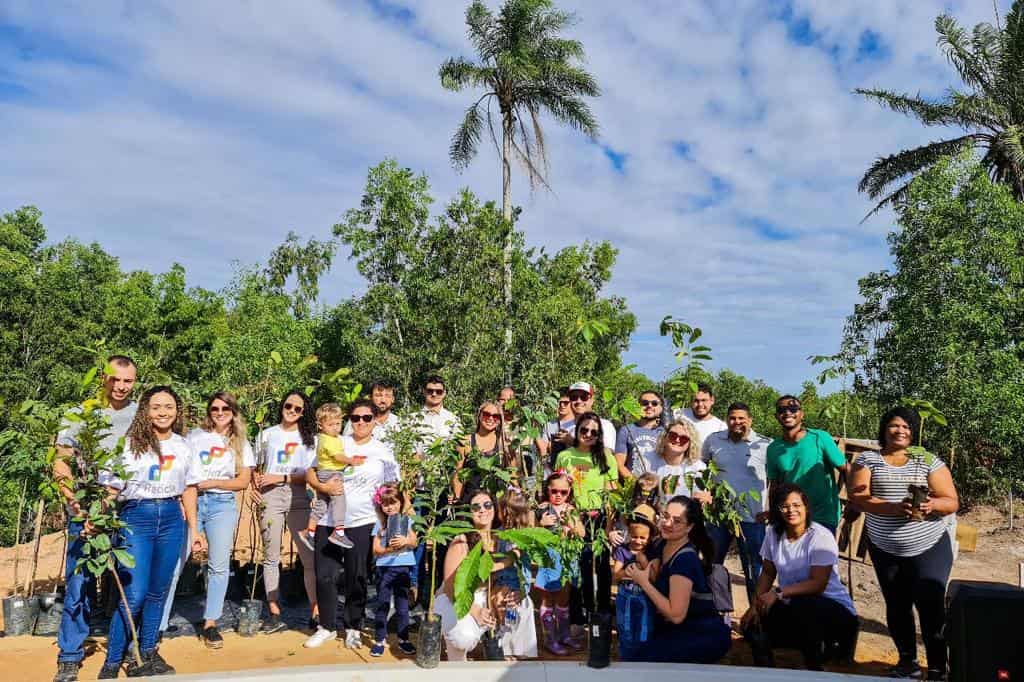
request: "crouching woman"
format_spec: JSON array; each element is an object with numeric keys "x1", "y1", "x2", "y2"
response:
[{"x1": 618, "y1": 495, "x2": 731, "y2": 663}]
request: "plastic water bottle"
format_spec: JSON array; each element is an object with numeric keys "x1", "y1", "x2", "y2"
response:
[{"x1": 505, "y1": 607, "x2": 518, "y2": 625}]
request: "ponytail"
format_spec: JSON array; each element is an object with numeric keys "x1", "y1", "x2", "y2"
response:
[{"x1": 669, "y1": 495, "x2": 715, "y2": 576}]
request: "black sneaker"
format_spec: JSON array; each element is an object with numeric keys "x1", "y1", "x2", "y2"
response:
[
  {"x1": 889, "y1": 659, "x2": 923, "y2": 678},
  {"x1": 143, "y1": 650, "x2": 176, "y2": 676},
  {"x1": 925, "y1": 670, "x2": 945, "y2": 681},
  {"x1": 202, "y1": 625, "x2": 224, "y2": 649},
  {"x1": 262, "y1": 613, "x2": 286, "y2": 634},
  {"x1": 97, "y1": 664, "x2": 120, "y2": 680},
  {"x1": 124, "y1": 658, "x2": 152, "y2": 678},
  {"x1": 53, "y1": 662, "x2": 80, "y2": 682},
  {"x1": 398, "y1": 639, "x2": 417, "y2": 655}
]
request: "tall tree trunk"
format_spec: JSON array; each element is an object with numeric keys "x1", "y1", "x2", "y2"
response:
[{"x1": 501, "y1": 111, "x2": 514, "y2": 377}]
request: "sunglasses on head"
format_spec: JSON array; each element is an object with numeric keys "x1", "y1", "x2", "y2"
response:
[
  {"x1": 283, "y1": 402, "x2": 304, "y2": 414},
  {"x1": 776, "y1": 405, "x2": 801, "y2": 415},
  {"x1": 667, "y1": 432, "x2": 690, "y2": 445},
  {"x1": 579, "y1": 426, "x2": 600, "y2": 437},
  {"x1": 470, "y1": 501, "x2": 494, "y2": 512},
  {"x1": 425, "y1": 388, "x2": 445, "y2": 396},
  {"x1": 640, "y1": 399, "x2": 661, "y2": 407},
  {"x1": 349, "y1": 413, "x2": 374, "y2": 423},
  {"x1": 480, "y1": 411, "x2": 501, "y2": 420},
  {"x1": 209, "y1": 406, "x2": 233, "y2": 414}
]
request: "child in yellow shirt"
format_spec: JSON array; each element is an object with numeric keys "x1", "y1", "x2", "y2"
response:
[{"x1": 308, "y1": 403, "x2": 353, "y2": 548}]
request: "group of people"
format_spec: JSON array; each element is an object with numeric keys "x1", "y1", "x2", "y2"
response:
[{"x1": 50, "y1": 358, "x2": 960, "y2": 681}]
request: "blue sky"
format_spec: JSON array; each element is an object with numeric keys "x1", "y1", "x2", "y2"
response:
[{"x1": 0, "y1": 1, "x2": 1004, "y2": 390}]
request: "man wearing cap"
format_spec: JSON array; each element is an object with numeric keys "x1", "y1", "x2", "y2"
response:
[
  {"x1": 701, "y1": 402, "x2": 771, "y2": 599},
  {"x1": 542, "y1": 382, "x2": 616, "y2": 467}
]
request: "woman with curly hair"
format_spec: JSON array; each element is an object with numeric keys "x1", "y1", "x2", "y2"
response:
[
  {"x1": 253, "y1": 390, "x2": 318, "y2": 634},
  {"x1": 97, "y1": 386, "x2": 205, "y2": 678}
]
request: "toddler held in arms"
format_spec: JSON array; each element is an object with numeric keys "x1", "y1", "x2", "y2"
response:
[{"x1": 308, "y1": 403, "x2": 354, "y2": 548}]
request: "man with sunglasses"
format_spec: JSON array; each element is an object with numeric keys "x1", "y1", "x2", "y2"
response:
[
  {"x1": 673, "y1": 383, "x2": 727, "y2": 445},
  {"x1": 615, "y1": 390, "x2": 667, "y2": 477},
  {"x1": 702, "y1": 402, "x2": 772, "y2": 600},
  {"x1": 765, "y1": 395, "x2": 848, "y2": 535},
  {"x1": 416, "y1": 374, "x2": 461, "y2": 446},
  {"x1": 542, "y1": 382, "x2": 616, "y2": 472}
]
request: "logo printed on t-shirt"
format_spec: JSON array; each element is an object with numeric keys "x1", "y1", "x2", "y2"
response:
[
  {"x1": 148, "y1": 456, "x2": 176, "y2": 481},
  {"x1": 276, "y1": 442, "x2": 299, "y2": 464},
  {"x1": 199, "y1": 446, "x2": 226, "y2": 465}
]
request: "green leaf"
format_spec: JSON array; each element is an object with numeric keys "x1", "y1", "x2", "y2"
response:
[
  {"x1": 81, "y1": 366, "x2": 98, "y2": 390},
  {"x1": 113, "y1": 549, "x2": 136, "y2": 568},
  {"x1": 270, "y1": 350, "x2": 283, "y2": 364}
]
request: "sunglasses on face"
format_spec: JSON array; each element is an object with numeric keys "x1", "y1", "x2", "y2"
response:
[
  {"x1": 640, "y1": 399, "x2": 661, "y2": 407},
  {"x1": 209, "y1": 406, "x2": 233, "y2": 415},
  {"x1": 548, "y1": 488, "x2": 570, "y2": 497},
  {"x1": 568, "y1": 393, "x2": 590, "y2": 402},
  {"x1": 283, "y1": 403, "x2": 304, "y2": 414},
  {"x1": 425, "y1": 388, "x2": 445, "y2": 396},
  {"x1": 579, "y1": 427, "x2": 599, "y2": 437},
  {"x1": 349, "y1": 413, "x2": 374, "y2": 423},
  {"x1": 776, "y1": 405, "x2": 801, "y2": 415},
  {"x1": 470, "y1": 501, "x2": 494, "y2": 512},
  {"x1": 480, "y1": 411, "x2": 501, "y2": 420},
  {"x1": 558, "y1": 399, "x2": 571, "y2": 407},
  {"x1": 667, "y1": 432, "x2": 690, "y2": 445}
]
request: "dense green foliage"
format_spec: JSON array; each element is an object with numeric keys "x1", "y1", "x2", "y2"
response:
[{"x1": 844, "y1": 155, "x2": 1024, "y2": 501}]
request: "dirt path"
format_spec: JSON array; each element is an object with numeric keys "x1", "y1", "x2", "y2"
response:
[{"x1": 1, "y1": 506, "x2": 1019, "y2": 681}]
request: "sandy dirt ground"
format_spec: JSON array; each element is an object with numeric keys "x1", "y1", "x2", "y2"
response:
[{"x1": 0, "y1": 505, "x2": 1020, "y2": 681}]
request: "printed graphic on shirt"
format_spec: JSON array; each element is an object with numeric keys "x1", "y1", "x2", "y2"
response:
[
  {"x1": 198, "y1": 446, "x2": 227, "y2": 465},
  {"x1": 277, "y1": 442, "x2": 299, "y2": 465},
  {"x1": 148, "y1": 456, "x2": 176, "y2": 481}
]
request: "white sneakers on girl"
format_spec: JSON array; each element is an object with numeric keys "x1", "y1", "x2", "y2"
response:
[{"x1": 303, "y1": 627, "x2": 335, "y2": 648}]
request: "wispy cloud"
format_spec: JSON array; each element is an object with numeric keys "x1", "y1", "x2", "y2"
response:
[{"x1": 0, "y1": 0, "x2": 1005, "y2": 389}]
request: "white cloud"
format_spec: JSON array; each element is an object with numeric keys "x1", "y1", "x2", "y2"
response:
[{"x1": 0, "y1": 0, "x2": 1005, "y2": 390}]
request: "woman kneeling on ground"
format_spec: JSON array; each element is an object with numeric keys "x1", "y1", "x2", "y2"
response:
[
  {"x1": 740, "y1": 484, "x2": 858, "y2": 671},
  {"x1": 618, "y1": 495, "x2": 731, "y2": 663}
]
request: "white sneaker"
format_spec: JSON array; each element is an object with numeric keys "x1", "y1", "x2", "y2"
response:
[
  {"x1": 345, "y1": 628, "x2": 362, "y2": 649},
  {"x1": 304, "y1": 627, "x2": 335, "y2": 649}
]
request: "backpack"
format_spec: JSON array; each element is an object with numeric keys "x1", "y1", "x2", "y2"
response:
[{"x1": 675, "y1": 546, "x2": 734, "y2": 614}]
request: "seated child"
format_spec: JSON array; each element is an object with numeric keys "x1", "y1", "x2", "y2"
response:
[{"x1": 308, "y1": 403, "x2": 353, "y2": 548}]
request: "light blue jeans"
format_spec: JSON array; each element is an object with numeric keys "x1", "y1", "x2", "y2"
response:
[{"x1": 160, "y1": 492, "x2": 237, "y2": 628}]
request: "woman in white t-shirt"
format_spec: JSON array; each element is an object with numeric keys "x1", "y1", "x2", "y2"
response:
[
  {"x1": 654, "y1": 420, "x2": 709, "y2": 505},
  {"x1": 740, "y1": 484, "x2": 857, "y2": 671},
  {"x1": 97, "y1": 386, "x2": 205, "y2": 678},
  {"x1": 159, "y1": 391, "x2": 255, "y2": 648},
  {"x1": 253, "y1": 390, "x2": 318, "y2": 634}
]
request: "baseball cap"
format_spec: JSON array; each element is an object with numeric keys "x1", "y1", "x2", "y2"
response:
[{"x1": 568, "y1": 381, "x2": 594, "y2": 396}]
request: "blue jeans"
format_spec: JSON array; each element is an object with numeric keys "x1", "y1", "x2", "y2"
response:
[
  {"x1": 106, "y1": 498, "x2": 185, "y2": 666},
  {"x1": 57, "y1": 521, "x2": 95, "y2": 663},
  {"x1": 374, "y1": 566, "x2": 412, "y2": 640},
  {"x1": 708, "y1": 521, "x2": 766, "y2": 599},
  {"x1": 160, "y1": 492, "x2": 235, "y2": 628}
]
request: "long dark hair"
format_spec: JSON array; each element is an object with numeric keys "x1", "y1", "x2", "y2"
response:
[
  {"x1": 465, "y1": 489, "x2": 497, "y2": 550},
  {"x1": 768, "y1": 483, "x2": 813, "y2": 538},
  {"x1": 573, "y1": 412, "x2": 610, "y2": 474},
  {"x1": 667, "y1": 495, "x2": 715, "y2": 576},
  {"x1": 877, "y1": 406, "x2": 922, "y2": 448},
  {"x1": 126, "y1": 385, "x2": 186, "y2": 457},
  {"x1": 276, "y1": 390, "x2": 316, "y2": 449}
]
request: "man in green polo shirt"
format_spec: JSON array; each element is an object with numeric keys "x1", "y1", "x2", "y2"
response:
[{"x1": 765, "y1": 395, "x2": 848, "y2": 534}]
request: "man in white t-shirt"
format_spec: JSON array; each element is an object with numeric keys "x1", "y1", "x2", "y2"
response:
[
  {"x1": 415, "y1": 374, "x2": 461, "y2": 447},
  {"x1": 674, "y1": 382, "x2": 726, "y2": 444},
  {"x1": 54, "y1": 355, "x2": 138, "y2": 682}
]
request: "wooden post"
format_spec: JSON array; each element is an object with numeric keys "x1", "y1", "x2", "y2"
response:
[
  {"x1": 11, "y1": 479, "x2": 28, "y2": 596},
  {"x1": 23, "y1": 498, "x2": 44, "y2": 596}
]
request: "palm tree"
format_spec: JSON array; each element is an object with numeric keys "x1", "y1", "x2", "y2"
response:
[
  {"x1": 439, "y1": 0, "x2": 600, "y2": 355},
  {"x1": 856, "y1": 1, "x2": 1024, "y2": 219}
]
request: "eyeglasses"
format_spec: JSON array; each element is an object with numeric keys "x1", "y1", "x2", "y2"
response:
[
  {"x1": 425, "y1": 388, "x2": 445, "y2": 396},
  {"x1": 349, "y1": 414, "x2": 374, "y2": 423},
  {"x1": 470, "y1": 501, "x2": 494, "y2": 512},
  {"x1": 209, "y1": 406, "x2": 233, "y2": 414},
  {"x1": 659, "y1": 512, "x2": 685, "y2": 525},
  {"x1": 548, "y1": 488, "x2": 570, "y2": 497},
  {"x1": 480, "y1": 411, "x2": 501, "y2": 420},
  {"x1": 640, "y1": 400, "x2": 660, "y2": 407},
  {"x1": 558, "y1": 399, "x2": 571, "y2": 407},
  {"x1": 776, "y1": 405, "x2": 801, "y2": 415},
  {"x1": 568, "y1": 393, "x2": 590, "y2": 402},
  {"x1": 667, "y1": 432, "x2": 690, "y2": 445},
  {"x1": 283, "y1": 402, "x2": 304, "y2": 414},
  {"x1": 579, "y1": 427, "x2": 599, "y2": 437},
  {"x1": 778, "y1": 503, "x2": 805, "y2": 512}
]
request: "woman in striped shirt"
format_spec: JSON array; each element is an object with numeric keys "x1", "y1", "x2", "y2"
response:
[{"x1": 849, "y1": 407, "x2": 959, "y2": 680}]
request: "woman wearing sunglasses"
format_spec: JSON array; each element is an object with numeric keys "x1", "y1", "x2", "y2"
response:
[
  {"x1": 432, "y1": 490, "x2": 516, "y2": 660},
  {"x1": 253, "y1": 390, "x2": 318, "y2": 634},
  {"x1": 452, "y1": 401, "x2": 508, "y2": 502},
  {"x1": 654, "y1": 420, "x2": 710, "y2": 506},
  {"x1": 553, "y1": 413, "x2": 620, "y2": 622},
  {"x1": 305, "y1": 399, "x2": 401, "y2": 650}
]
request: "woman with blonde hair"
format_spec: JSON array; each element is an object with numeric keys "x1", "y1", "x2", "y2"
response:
[
  {"x1": 160, "y1": 391, "x2": 254, "y2": 648},
  {"x1": 653, "y1": 420, "x2": 711, "y2": 505}
]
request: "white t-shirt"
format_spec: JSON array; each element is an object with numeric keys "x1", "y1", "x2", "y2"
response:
[
  {"x1": 187, "y1": 429, "x2": 256, "y2": 494},
  {"x1": 100, "y1": 434, "x2": 199, "y2": 500},
  {"x1": 674, "y1": 408, "x2": 727, "y2": 446},
  {"x1": 416, "y1": 407, "x2": 462, "y2": 446},
  {"x1": 701, "y1": 430, "x2": 771, "y2": 522},
  {"x1": 257, "y1": 425, "x2": 315, "y2": 478},
  {"x1": 655, "y1": 459, "x2": 708, "y2": 503},
  {"x1": 57, "y1": 401, "x2": 138, "y2": 452},
  {"x1": 760, "y1": 522, "x2": 856, "y2": 615},
  {"x1": 315, "y1": 436, "x2": 400, "y2": 529}
]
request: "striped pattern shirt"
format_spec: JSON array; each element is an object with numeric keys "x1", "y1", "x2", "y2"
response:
[{"x1": 855, "y1": 450, "x2": 947, "y2": 557}]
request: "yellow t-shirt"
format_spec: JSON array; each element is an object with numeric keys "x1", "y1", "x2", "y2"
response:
[{"x1": 316, "y1": 433, "x2": 350, "y2": 472}]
